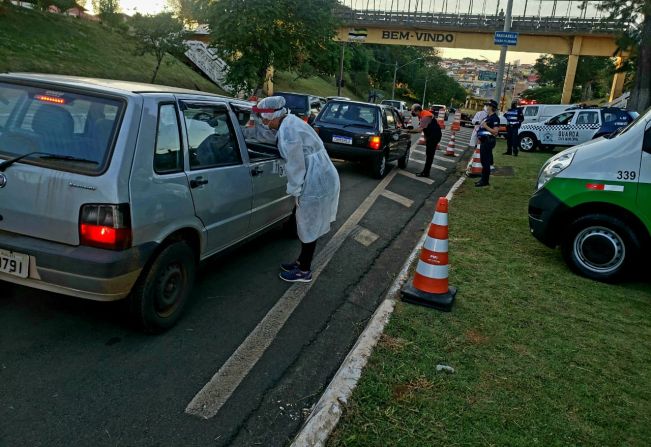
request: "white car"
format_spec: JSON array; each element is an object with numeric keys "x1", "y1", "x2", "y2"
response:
[{"x1": 517, "y1": 107, "x2": 637, "y2": 152}]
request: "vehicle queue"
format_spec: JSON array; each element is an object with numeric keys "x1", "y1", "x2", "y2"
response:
[{"x1": 0, "y1": 72, "x2": 647, "y2": 333}]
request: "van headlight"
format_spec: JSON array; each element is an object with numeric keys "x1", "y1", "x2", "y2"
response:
[{"x1": 537, "y1": 150, "x2": 576, "y2": 190}]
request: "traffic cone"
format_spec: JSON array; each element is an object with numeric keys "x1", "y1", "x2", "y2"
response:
[
  {"x1": 444, "y1": 132, "x2": 457, "y2": 156},
  {"x1": 466, "y1": 141, "x2": 482, "y2": 177},
  {"x1": 437, "y1": 108, "x2": 446, "y2": 129},
  {"x1": 451, "y1": 110, "x2": 461, "y2": 131},
  {"x1": 401, "y1": 197, "x2": 457, "y2": 311},
  {"x1": 417, "y1": 132, "x2": 425, "y2": 145}
]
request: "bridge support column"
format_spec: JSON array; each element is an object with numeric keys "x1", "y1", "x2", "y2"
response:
[
  {"x1": 609, "y1": 56, "x2": 626, "y2": 102},
  {"x1": 561, "y1": 36, "x2": 583, "y2": 104},
  {"x1": 263, "y1": 66, "x2": 274, "y2": 96}
]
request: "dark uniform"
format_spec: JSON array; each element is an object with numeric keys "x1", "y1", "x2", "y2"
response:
[
  {"x1": 418, "y1": 109, "x2": 442, "y2": 177},
  {"x1": 478, "y1": 113, "x2": 500, "y2": 185},
  {"x1": 504, "y1": 106, "x2": 524, "y2": 155}
]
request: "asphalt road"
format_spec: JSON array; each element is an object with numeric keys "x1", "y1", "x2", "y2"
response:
[{"x1": 0, "y1": 124, "x2": 474, "y2": 447}]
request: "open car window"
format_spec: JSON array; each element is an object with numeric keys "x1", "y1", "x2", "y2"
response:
[{"x1": 231, "y1": 105, "x2": 281, "y2": 162}]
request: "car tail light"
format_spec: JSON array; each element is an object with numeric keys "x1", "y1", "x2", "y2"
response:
[
  {"x1": 368, "y1": 136, "x2": 381, "y2": 150},
  {"x1": 79, "y1": 204, "x2": 132, "y2": 250}
]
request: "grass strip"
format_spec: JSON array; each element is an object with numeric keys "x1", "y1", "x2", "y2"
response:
[{"x1": 329, "y1": 141, "x2": 651, "y2": 447}]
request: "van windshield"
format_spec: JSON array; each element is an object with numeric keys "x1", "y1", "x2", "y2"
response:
[
  {"x1": 0, "y1": 82, "x2": 123, "y2": 174},
  {"x1": 617, "y1": 109, "x2": 650, "y2": 137}
]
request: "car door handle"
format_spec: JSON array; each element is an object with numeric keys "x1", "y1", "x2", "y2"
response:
[
  {"x1": 251, "y1": 166, "x2": 264, "y2": 176},
  {"x1": 190, "y1": 177, "x2": 209, "y2": 188}
]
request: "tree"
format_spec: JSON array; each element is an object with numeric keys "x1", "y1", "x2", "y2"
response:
[
  {"x1": 167, "y1": 0, "x2": 210, "y2": 27},
  {"x1": 207, "y1": 0, "x2": 339, "y2": 94},
  {"x1": 131, "y1": 12, "x2": 187, "y2": 84},
  {"x1": 582, "y1": 0, "x2": 651, "y2": 112},
  {"x1": 92, "y1": 0, "x2": 120, "y2": 26},
  {"x1": 533, "y1": 54, "x2": 614, "y2": 102}
]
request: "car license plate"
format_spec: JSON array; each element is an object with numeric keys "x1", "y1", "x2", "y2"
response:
[
  {"x1": 0, "y1": 249, "x2": 29, "y2": 279},
  {"x1": 332, "y1": 135, "x2": 352, "y2": 145}
]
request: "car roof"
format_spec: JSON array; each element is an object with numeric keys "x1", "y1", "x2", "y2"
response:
[
  {"x1": 328, "y1": 99, "x2": 387, "y2": 108},
  {"x1": 0, "y1": 73, "x2": 253, "y2": 105}
]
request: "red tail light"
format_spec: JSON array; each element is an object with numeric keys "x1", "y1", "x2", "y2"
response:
[
  {"x1": 368, "y1": 135, "x2": 381, "y2": 150},
  {"x1": 79, "y1": 204, "x2": 132, "y2": 250}
]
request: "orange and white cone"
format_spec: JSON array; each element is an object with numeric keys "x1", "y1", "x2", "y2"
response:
[
  {"x1": 466, "y1": 141, "x2": 482, "y2": 177},
  {"x1": 437, "y1": 108, "x2": 446, "y2": 129},
  {"x1": 444, "y1": 132, "x2": 457, "y2": 156},
  {"x1": 401, "y1": 197, "x2": 457, "y2": 311},
  {"x1": 417, "y1": 132, "x2": 426, "y2": 145},
  {"x1": 451, "y1": 110, "x2": 461, "y2": 131}
]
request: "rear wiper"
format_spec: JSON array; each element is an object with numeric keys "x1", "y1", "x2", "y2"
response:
[
  {"x1": 0, "y1": 151, "x2": 97, "y2": 172},
  {"x1": 342, "y1": 123, "x2": 375, "y2": 129},
  {"x1": 39, "y1": 154, "x2": 98, "y2": 164}
]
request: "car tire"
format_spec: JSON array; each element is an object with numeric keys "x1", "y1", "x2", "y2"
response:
[
  {"x1": 371, "y1": 152, "x2": 388, "y2": 179},
  {"x1": 129, "y1": 241, "x2": 196, "y2": 333},
  {"x1": 518, "y1": 133, "x2": 538, "y2": 152},
  {"x1": 561, "y1": 214, "x2": 640, "y2": 282},
  {"x1": 398, "y1": 146, "x2": 409, "y2": 169}
]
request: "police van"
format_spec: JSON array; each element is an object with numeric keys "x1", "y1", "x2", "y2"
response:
[
  {"x1": 528, "y1": 107, "x2": 651, "y2": 281},
  {"x1": 518, "y1": 106, "x2": 637, "y2": 152}
]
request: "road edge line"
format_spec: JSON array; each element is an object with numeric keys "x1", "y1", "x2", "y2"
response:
[{"x1": 290, "y1": 174, "x2": 467, "y2": 447}]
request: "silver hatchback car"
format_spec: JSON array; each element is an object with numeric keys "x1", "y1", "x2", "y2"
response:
[{"x1": 0, "y1": 74, "x2": 293, "y2": 332}]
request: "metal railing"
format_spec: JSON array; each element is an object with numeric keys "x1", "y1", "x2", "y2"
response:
[{"x1": 335, "y1": 9, "x2": 623, "y2": 35}]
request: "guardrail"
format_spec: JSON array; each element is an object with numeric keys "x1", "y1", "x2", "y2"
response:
[{"x1": 335, "y1": 10, "x2": 624, "y2": 35}]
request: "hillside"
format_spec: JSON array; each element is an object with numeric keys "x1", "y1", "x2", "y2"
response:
[{"x1": 0, "y1": 4, "x2": 225, "y2": 94}]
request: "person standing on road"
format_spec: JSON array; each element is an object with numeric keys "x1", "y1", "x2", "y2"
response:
[
  {"x1": 503, "y1": 100, "x2": 524, "y2": 156},
  {"x1": 251, "y1": 96, "x2": 340, "y2": 283},
  {"x1": 475, "y1": 99, "x2": 500, "y2": 187},
  {"x1": 409, "y1": 103, "x2": 442, "y2": 178}
]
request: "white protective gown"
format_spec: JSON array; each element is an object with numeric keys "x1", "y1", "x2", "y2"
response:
[{"x1": 277, "y1": 114, "x2": 340, "y2": 243}]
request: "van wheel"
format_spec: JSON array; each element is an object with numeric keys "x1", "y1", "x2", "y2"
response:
[
  {"x1": 398, "y1": 146, "x2": 409, "y2": 169},
  {"x1": 561, "y1": 214, "x2": 639, "y2": 282},
  {"x1": 371, "y1": 152, "x2": 388, "y2": 179},
  {"x1": 129, "y1": 241, "x2": 196, "y2": 333},
  {"x1": 519, "y1": 133, "x2": 538, "y2": 152}
]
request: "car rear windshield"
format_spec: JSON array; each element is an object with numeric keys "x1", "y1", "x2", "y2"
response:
[
  {"x1": 382, "y1": 100, "x2": 401, "y2": 108},
  {"x1": 0, "y1": 82, "x2": 123, "y2": 174},
  {"x1": 276, "y1": 93, "x2": 308, "y2": 113},
  {"x1": 318, "y1": 102, "x2": 378, "y2": 128}
]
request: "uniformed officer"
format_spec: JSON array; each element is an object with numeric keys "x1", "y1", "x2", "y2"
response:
[
  {"x1": 504, "y1": 100, "x2": 524, "y2": 156},
  {"x1": 409, "y1": 103, "x2": 442, "y2": 177},
  {"x1": 476, "y1": 99, "x2": 500, "y2": 187}
]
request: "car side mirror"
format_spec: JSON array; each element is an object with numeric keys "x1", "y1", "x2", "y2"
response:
[{"x1": 307, "y1": 115, "x2": 315, "y2": 126}]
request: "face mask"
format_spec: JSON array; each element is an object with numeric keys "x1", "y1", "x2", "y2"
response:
[{"x1": 483, "y1": 106, "x2": 488, "y2": 113}]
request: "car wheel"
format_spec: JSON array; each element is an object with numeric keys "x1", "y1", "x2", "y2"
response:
[
  {"x1": 129, "y1": 241, "x2": 196, "y2": 333},
  {"x1": 371, "y1": 152, "x2": 388, "y2": 179},
  {"x1": 398, "y1": 146, "x2": 409, "y2": 169},
  {"x1": 561, "y1": 214, "x2": 640, "y2": 282},
  {"x1": 518, "y1": 133, "x2": 538, "y2": 152}
]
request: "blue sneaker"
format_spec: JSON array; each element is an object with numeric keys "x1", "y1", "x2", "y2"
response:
[
  {"x1": 280, "y1": 261, "x2": 300, "y2": 272},
  {"x1": 279, "y1": 268, "x2": 312, "y2": 283}
]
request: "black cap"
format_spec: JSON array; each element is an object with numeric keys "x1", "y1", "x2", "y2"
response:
[{"x1": 484, "y1": 99, "x2": 498, "y2": 109}]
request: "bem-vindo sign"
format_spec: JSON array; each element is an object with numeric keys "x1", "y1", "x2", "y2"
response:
[{"x1": 381, "y1": 30, "x2": 455, "y2": 43}]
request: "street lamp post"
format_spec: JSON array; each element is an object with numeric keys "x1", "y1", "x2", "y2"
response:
[
  {"x1": 422, "y1": 78, "x2": 428, "y2": 106},
  {"x1": 391, "y1": 56, "x2": 428, "y2": 100}
]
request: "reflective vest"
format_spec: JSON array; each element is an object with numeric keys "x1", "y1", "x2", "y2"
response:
[{"x1": 504, "y1": 108, "x2": 520, "y2": 126}]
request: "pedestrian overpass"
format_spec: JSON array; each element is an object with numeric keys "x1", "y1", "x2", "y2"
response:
[{"x1": 334, "y1": 0, "x2": 630, "y2": 104}]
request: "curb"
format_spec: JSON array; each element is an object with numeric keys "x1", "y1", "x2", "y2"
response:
[{"x1": 290, "y1": 174, "x2": 467, "y2": 447}]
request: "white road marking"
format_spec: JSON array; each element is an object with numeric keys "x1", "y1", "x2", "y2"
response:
[
  {"x1": 434, "y1": 155, "x2": 456, "y2": 164},
  {"x1": 397, "y1": 169, "x2": 434, "y2": 185},
  {"x1": 352, "y1": 226, "x2": 380, "y2": 246},
  {"x1": 408, "y1": 158, "x2": 447, "y2": 171},
  {"x1": 185, "y1": 170, "x2": 399, "y2": 420},
  {"x1": 381, "y1": 189, "x2": 414, "y2": 208}
]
